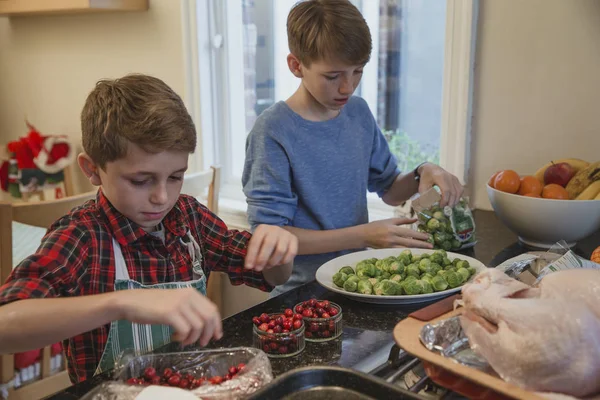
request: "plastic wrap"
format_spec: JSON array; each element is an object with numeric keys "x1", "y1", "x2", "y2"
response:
[
  {"x1": 81, "y1": 347, "x2": 272, "y2": 400},
  {"x1": 411, "y1": 187, "x2": 476, "y2": 251}
]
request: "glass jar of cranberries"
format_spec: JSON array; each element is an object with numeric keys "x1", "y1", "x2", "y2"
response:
[
  {"x1": 293, "y1": 299, "x2": 342, "y2": 342},
  {"x1": 251, "y1": 311, "x2": 306, "y2": 358}
]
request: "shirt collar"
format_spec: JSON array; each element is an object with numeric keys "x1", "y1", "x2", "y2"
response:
[{"x1": 96, "y1": 189, "x2": 188, "y2": 247}]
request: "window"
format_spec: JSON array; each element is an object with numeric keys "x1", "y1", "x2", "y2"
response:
[{"x1": 184, "y1": 0, "x2": 477, "y2": 204}]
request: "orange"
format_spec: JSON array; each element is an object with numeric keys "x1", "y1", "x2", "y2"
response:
[
  {"x1": 488, "y1": 171, "x2": 501, "y2": 188},
  {"x1": 518, "y1": 175, "x2": 543, "y2": 196},
  {"x1": 541, "y1": 184, "x2": 570, "y2": 200},
  {"x1": 524, "y1": 193, "x2": 541, "y2": 198},
  {"x1": 494, "y1": 170, "x2": 521, "y2": 194}
]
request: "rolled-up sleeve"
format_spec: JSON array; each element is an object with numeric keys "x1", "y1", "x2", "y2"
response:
[{"x1": 242, "y1": 126, "x2": 297, "y2": 230}]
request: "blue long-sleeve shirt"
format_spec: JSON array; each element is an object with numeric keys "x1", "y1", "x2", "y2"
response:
[{"x1": 242, "y1": 96, "x2": 400, "y2": 295}]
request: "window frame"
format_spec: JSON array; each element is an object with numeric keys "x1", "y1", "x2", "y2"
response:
[{"x1": 182, "y1": 0, "x2": 478, "y2": 215}]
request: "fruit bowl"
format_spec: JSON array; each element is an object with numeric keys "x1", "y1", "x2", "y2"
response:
[{"x1": 487, "y1": 184, "x2": 600, "y2": 248}]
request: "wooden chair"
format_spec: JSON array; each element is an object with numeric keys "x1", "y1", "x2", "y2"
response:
[
  {"x1": 180, "y1": 167, "x2": 225, "y2": 313},
  {"x1": 0, "y1": 190, "x2": 97, "y2": 400}
]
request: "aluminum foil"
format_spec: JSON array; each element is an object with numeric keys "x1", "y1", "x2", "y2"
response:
[
  {"x1": 419, "y1": 316, "x2": 489, "y2": 370},
  {"x1": 81, "y1": 347, "x2": 272, "y2": 400}
]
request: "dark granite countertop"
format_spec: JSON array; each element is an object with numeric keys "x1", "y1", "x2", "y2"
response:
[{"x1": 47, "y1": 210, "x2": 600, "y2": 399}]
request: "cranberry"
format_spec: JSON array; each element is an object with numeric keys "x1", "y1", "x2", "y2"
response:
[
  {"x1": 328, "y1": 321, "x2": 336, "y2": 331},
  {"x1": 293, "y1": 313, "x2": 303, "y2": 321},
  {"x1": 274, "y1": 316, "x2": 283, "y2": 326},
  {"x1": 322, "y1": 312, "x2": 331, "y2": 319},
  {"x1": 163, "y1": 368, "x2": 173, "y2": 378},
  {"x1": 316, "y1": 307, "x2": 325, "y2": 316},
  {"x1": 292, "y1": 319, "x2": 303, "y2": 330},
  {"x1": 316, "y1": 301, "x2": 325, "y2": 309},
  {"x1": 321, "y1": 330, "x2": 331, "y2": 337},
  {"x1": 126, "y1": 378, "x2": 138, "y2": 385},
  {"x1": 238, "y1": 363, "x2": 246, "y2": 370},
  {"x1": 284, "y1": 308, "x2": 294, "y2": 318},
  {"x1": 258, "y1": 323, "x2": 269, "y2": 331},
  {"x1": 309, "y1": 322, "x2": 319, "y2": 332},
  {"x1": 329, "y1": 308, "x2": 339, "y2": 317},
  {"x1": 211, "y1": 376, "x2": 224, "y2": 385},
  {"x1": 252, "y1": 316, "x2": 261, "y2": 326},
  {"x1": 321, "y1": 300, "x2": 330, "y2": 309},
  {"x1": 263, "y1": 344, "x2": 270, "y2": 352},
  {"x1": 273, "y1": 325, "x2": 283, "y2": 333},
  {"x1": 283, "y1": 329, "x2": 290, "y2": 333},
  {"x1": 150, "y1": 376, "x2": 161, "y2": 385},
  {"x1": 143, "y1": 367, "x2": 156, "y2": 380},
  {"x1": 168, "y1": 375, "x2": 181, "y2": 386},
  {"x1": 268, "y1": 320, "x2": 276, "y2": 329},
  {"x1": 195, "y1": 378, "x2": 205, "y2": 387},
  {"x1": 269, "y1": 342, "x2": 279, "y2": 351},
  {"x1": 308, "y1": 299, "x2": 317, "y2": 308},
  {"x1": 259, "y1": 313, "x2": 270, "y2": 323},
  {"x1": 184, "y1": 373, "x2": 194, "y2": 382},
  {"x1": 179, "y1": 379, "x2": 190, "y2": 389},
  {"x1": 278, "y1": 345, "x2": 288, "y2": 354},
  {"x1": 295, "y1": 305, "x2": 304, "y2": 313},
  {"x1": 228, "y1": 366, "x2": 238, "y2": 375},
  {"x1": 302, "y1": 309, "x2": 313, "y2": 318},
  {"x1": 267, "y1": 329, "x2": 274, "y2": 334},
  {"x1": 283, "y1": 320, "x2": 293, "y2": 330},
  {"x1": 305, "y1": 331, "x2": 313, "y2": 338},
  {"x1": 225, "y1": 373, "x2": 232, "y2": 380}
]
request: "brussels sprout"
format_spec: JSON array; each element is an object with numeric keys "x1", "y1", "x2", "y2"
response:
[
  {"x1": 390, "y1": 274, "x2": 402, "y2": 283},
  {"x1": 417, "y1": 224, "x2": 428, "y2": 233},
  {"x1": 418, "y1": 210, "x2": 434, "y2": 222},
  {"x1": 373, "y1": 281, "x2": 384, "y2": 296},
  {"x1": 375, "y1": 279, "x2": 400, "y2": 295},
  {"x1": 452, "y1": 258, "x2": 461, "y2": 267},
  {"x1": 445, "y1": 266, "x2": 457, "y2": 273},
  {"x1": 406, "y1": 264, "x2": 421, "y2": 278},
  {"x1": 381, "y1": 271, "x2": 391, "y2": 280},
  {"x1": 420, "y1": 279, "x2": 434, "y2": 294},
  {"x1": 442, "y1": 257, "x2": 452, "y2": 267},
  {"x1": 398, "y1": 253, "x2": 412, "y2": 266},
  {"x1": 357, "y1": 279, "x2": 373, "y2": 295},
  {"x1": 375, "y1": 259, "x2": 387, "y2": 270},
  {"x1": 457, "y1": 267, "x2": 471, "y2": 283},
  {"x1": 400, "y1": 249, "x2": 412, "y2": 259},
  {"x1": 418, "y1": 258, "x2": 432, "y2": 273},
  {"x1": 441, "y1": 241, "x2": 452, "y2": 251},
  {"x1": 446, "y1": 223, "x2": 454, "y2": 234},
  {"x1": 431, "y1": 275, "x2": 449, "y2": 292},
  {"x1": 388, "y1": 260, "x2": 406, "y2": 275},
  {"x1": 427, "y1": 236, "x2": 435, "y2": 245},
  {"x1": 433, "y1": 210, "x2": 445, "y2": 220},
  {"x1": 456, "y1": 260, "x2": 470, "y2": 270},
  {"x1": 445, "y1": 271, "x2": 462, "y2": 288},
  {"x1": 430, "y1": 252, "x2": 444, "y2": 265},
  {"x1": 438, "y1": 220, "x2": 449, "y2": 233},
  {"x1": 403, "y1": 279, "x2": 424, "y2": 295},
  {"x1": 339, "y1": 266, "x2": 355, "y2": 275},
  {"x1": 403, "y1": 275, "x2": 418, "y2": 285},
  {"x1": 412, "y1": 255, "x2": 422, "y2": 264},
  {"x1": 357, "y1": 263, "x2": 377, "y2": 278},
  {"x1": 451, "y1": 239, "x2": 462, "y2": 250},
  {"x1": 426, "y1": 263, "x2": 442, "y2": 276},
  {"x1": 426, "y1": 218, "x2": 441, "y2": 232},
  {"x1": 367, "y1": 277, "x2": 380, "y2": 286},
  {"x1": 467, "y1": 266, "x2": 477, "y2": 277},
  {"x1": 332, "y1": 271, "x2": 348, "y2": 288},
  {"x1": 344, "y1": 278, "x2": 358, "y2": 292},
  {"x1": 434, "y1": 232, "x2": 449, "y2": 245},
  {"x1": 373, "y1": 267, "x2": 383, "y2": 277},
  {"x1": 420, "y1": 253, "x2": 431, "y2": 259},
  {"x1": 436, "y1": 249, "x2": 448, "y2": 258},
  {"x1": 346, "y1": 275, "x2": 360, "y2": 285}
]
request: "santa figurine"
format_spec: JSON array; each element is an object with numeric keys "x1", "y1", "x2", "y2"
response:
[{"x1": 0, "y1": 121, "x2": 74, "y2": 199}]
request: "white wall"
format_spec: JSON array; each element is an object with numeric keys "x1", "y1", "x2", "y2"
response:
[
  {"x1": 0, "y1": 0, "x2": 188, "y2": 192},
  {"x1": 469, "y1": 0, "x2": 600, "y2": 209}
]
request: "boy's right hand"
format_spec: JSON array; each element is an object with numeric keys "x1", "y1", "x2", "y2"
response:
[
  {"x1": 361, "y1": 218, "x2": 433, "y2": 249},
  {"x1": 116, "y1": 288, "x2": 222, "y2": 347}
]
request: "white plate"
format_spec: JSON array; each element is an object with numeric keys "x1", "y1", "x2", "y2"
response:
[{"x1": 315, "y1": 248, "x2": 487, "y2": 304}]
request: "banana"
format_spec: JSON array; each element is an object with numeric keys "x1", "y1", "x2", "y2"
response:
[
  {"x1": 533, "y1": 158, "x2": 590, "y2": 183},
  {"x1": 565, "y1": 161, "x2": 600, "y2": 199},
  {"x1": 575, "y1": 180, "x2": 600, "y2": 200}
]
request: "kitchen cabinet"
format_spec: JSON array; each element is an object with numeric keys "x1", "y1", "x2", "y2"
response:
[{"x1": 0, "y1": 0, "x2": 148, "y2": 17}]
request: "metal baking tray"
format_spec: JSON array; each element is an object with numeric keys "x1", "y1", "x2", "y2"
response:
[{"x1": 247, "y1": 366, "x2": 422, "y2": 400}]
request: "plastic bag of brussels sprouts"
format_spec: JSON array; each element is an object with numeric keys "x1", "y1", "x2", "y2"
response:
[{"x1": 412, "y1": 187, "x2": 476, "y2": 251}]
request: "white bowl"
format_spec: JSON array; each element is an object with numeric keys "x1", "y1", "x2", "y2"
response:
[{"x1": 487, "y1": 184, "x2": 600, "y2": 248}]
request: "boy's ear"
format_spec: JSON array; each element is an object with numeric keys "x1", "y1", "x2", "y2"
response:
[
  {"x1": 287, "y1": 53, "x2": 303, "y2": 78},
  {"x1": 77, "y1": 153, "x2": 102, "y2": 186}
]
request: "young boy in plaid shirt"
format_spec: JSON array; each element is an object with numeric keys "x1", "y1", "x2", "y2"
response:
[{"x1": 0, "y1": 74, "x2": 297, "y2": 382}]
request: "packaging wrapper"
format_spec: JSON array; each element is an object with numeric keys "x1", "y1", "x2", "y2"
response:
[
  {"x1": 81, "y1": 347, "x2": 272, "y2": 400},
  {"x1": 412, "y1": 187, "x2": 477, "y2": 251}
]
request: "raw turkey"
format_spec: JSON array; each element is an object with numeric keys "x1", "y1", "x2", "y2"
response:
[{"x1": 460, "y1": 268, "x2": 600, "y2": 398}]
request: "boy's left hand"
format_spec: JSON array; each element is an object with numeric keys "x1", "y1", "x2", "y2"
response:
[
  {"x1": 417, "y1": 163, "x2": 464, "y2": 208},
  {"x1": 245, "y1": 225, "x2": 298, "y2": 271}
]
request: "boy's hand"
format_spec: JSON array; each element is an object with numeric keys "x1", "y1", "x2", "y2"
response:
[
  {"x1": 417, "y1": 163, "x2": 464, "y2": 208},
  {"x1": 245, "y1": 225, "x2": 298, "y2": 271},
  {"x1": 361, "y1": 218, "x2": 433, "y2": 249},
  {"x1": 117, "y1": 288, "x2": 222, "y2": 347}
]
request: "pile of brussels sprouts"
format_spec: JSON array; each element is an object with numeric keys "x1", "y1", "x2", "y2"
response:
[
  {"x1": 331, "y1": 249, "x2": 477, "y2": 296},
  {"x1": 416, "y1": 201, "x2": 476, "y2": 251}
]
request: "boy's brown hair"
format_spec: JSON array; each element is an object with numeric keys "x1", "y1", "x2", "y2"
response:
[
  {"x1": 287, "y1": 0, "x2": 372, "y2": 66},
  {"x1": 81, "y1": 74, "x2": 197, "y2": 168}
]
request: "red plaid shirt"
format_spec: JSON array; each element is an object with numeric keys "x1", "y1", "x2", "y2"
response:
[{"x1": 0, "y1": 189, "x2": 272, "y2": 382}]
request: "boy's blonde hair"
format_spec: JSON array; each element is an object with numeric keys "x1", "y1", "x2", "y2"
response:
[
  {"x1": 81, "y1": 74, "x2": 197, "y2": 167},
  {"x1": 287, "y1": 0, "x2": 372, "y2": 66}
]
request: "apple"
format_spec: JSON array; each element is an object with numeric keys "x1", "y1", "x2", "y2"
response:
[{"x1": 544, "y1": 162, "x2": 574, "y2": 187}]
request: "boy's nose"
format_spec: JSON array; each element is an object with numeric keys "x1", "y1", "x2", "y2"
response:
[
  {"x1": 339, "y1": 78, "x2": 353, "y2": 95},
  {"x1": 150, "y1": 184, "x2": 168, "y2": 205}
]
